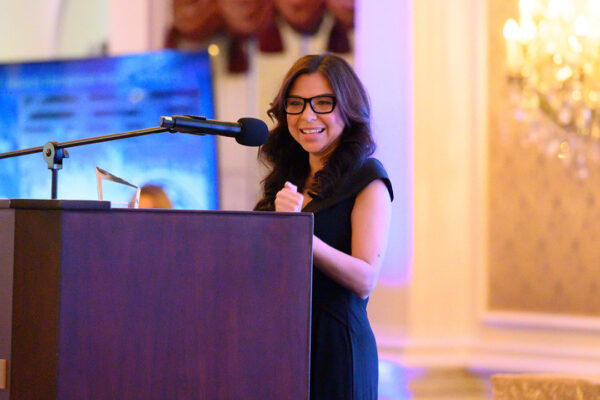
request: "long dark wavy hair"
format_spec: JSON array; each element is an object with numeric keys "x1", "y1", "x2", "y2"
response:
[{"x1": 254, "y1": 53, "x2": 375, "y2": 211}]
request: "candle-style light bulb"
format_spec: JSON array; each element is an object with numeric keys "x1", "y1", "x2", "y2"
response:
[
  {"x1": 574, "y1": 16, "x2": 589, "y2": 37},
  {"x1": 519, "y1": 0, "x2": 538, "y2": 20},
  {"x1": 503, "y1": 18, "x2": 521, "y2": 41},
  {"x1": 504, "y1": 19, "x2": 523, "y2": 73}
]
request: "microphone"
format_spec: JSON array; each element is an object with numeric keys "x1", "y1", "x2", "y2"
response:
[{"x1": 160, "y1": 115, "x2": 268, "y2": 146}]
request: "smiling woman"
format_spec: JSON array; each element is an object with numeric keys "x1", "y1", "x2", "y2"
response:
[
  {"x1": 285, "y1": 73, "x2": 346, "y2": 164},
  {"x1": 254, "y1": 53, "x2": 394, "y2": 400}
]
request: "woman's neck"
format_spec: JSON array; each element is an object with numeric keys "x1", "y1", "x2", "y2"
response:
[{"x1": 308, "y1": 154, "x2": 325, "y2": 177}]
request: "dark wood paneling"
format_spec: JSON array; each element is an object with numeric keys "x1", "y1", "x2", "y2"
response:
[{"x1": 11, "y1": 210, "x2": 63, "y2": 400}]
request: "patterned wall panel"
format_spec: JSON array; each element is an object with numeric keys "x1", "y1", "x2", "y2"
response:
[{"x1": 488, "y1": 0, "x2": 600, "y2": 317}]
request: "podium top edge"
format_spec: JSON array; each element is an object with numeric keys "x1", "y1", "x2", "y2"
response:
[
  {"x1": 0, "y1": 199, "x2": 111, "y2": 210},
  {"x1": 0, "y1": 200, "x2": 314, "y2": 217}
]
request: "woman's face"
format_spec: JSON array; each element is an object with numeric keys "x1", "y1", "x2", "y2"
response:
[{"x1": 286, "y1": 72, "x2": 345, "y2": 161}]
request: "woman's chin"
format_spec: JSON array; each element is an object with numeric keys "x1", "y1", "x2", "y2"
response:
[{"x1": 300, "y1": 142, "x2": 325, "y2": 155}]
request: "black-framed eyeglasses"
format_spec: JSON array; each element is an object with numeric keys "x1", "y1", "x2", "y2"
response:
[{"x1": 284, "y1": 95, "x2": 337, "y2": 115}]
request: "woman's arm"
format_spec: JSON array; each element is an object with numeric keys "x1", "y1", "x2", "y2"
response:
[{"x1": 312, "y1": 179, "x2": 392, "y2": 299}]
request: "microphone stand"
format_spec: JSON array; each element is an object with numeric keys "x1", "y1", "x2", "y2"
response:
[{"x1": 0, "y1": 126, "x2": 170, "y2": 200}]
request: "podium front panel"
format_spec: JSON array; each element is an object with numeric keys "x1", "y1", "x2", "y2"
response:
[{"x1": 3, "y1": 208, "x2": 312, "y2": 400}]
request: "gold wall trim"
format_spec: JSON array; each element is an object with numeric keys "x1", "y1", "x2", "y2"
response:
[{"x1": 483, "y1": 311, "x2": 600, "y2": 332}]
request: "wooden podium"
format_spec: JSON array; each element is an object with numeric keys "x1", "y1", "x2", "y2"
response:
[{"x1": 0, "y1": 200, "x2": 313, "y2": 400}]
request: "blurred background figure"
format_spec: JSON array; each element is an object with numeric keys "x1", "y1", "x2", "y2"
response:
[{"x1": 138, "y1": 184, "x2": 173, "y2": 209}]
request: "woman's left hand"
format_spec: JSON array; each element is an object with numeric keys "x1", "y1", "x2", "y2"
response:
[{"x1": 274, "y1": 181, "x2": 304, "y2": 212}]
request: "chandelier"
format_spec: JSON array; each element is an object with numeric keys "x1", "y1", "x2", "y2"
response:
[{"x1": 503, "y1": 0, "x2": 600, "y2": 178}]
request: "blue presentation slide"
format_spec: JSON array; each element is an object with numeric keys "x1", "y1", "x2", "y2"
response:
[{"x1": 0, "y1": 50, "x2": 218, "y2": 210}]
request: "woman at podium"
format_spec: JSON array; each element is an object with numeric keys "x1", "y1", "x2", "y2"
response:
[{"x1": 255, "y1": 53, "x2": 393, "y2": 400}]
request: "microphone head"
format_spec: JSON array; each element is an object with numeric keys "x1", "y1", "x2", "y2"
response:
[{"x1": 236, "y1": 118, "x2": 268, "y2": 146}]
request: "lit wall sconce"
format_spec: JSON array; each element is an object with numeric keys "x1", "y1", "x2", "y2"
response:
[{"x1": 503, "y1": 0, "x2": 600, "y2": 178}]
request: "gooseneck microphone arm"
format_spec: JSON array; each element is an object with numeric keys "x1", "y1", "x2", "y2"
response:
[
  {"x1": 0, "y1": 126, "x2": 170, "y2": 160},
  {"x1": 160, "y1": 116, "x2": 240, "y2": 137}
]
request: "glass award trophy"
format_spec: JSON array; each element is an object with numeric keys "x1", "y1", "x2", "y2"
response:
[{"x1": 96, "y1": 167, "x2": 140, "y2": 208}]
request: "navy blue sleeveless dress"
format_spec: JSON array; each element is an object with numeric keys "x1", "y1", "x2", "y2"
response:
[{"x1": 302, "y1": 158, "x2": 393, "y2": 400}]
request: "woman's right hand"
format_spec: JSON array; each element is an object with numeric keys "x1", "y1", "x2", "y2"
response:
[{"x1": 274, "y1": 181, "x2": 304, "y2": 212}]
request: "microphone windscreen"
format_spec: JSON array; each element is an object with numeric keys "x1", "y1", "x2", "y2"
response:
[{"x1": 236, "y1": 118, "x2": 268, "y2": 146}]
